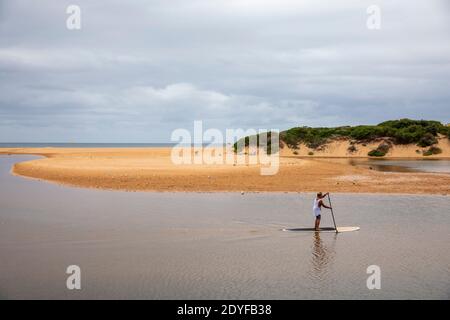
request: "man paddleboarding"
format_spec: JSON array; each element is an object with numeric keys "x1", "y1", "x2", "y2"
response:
[{"x1": 313, "y1": 192, "x2": 332, "y2": 231}]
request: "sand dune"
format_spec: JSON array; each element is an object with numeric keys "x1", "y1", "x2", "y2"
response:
[{"x1": 280, "y1": 135, "x2": 450, "y2": 158}]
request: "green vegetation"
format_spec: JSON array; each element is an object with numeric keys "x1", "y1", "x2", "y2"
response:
[
  {"x1": 281, "y1": 119, "x2": 448, "y2": 148},
  {"x1": 368, "y1": 150, "x2": 385, "y2": 157},
  {"x1": 423, "y1": 146, "x2": 442, "y2": 156},
  {"x1": 234, "y1": 119, "x2": 449, "y2": 155},
  {"x1": 368, "y1": 143, "x2": 391, "y2": 157},
  {"x1": 417, "y1": 133, "x2": 438, "y2": 147},
  {"x1": 233, "y1": 131, "x2": 278, "y2": 155},
  {"x1": 281, "y1": 126, "x2": 350, "y2": 149}
]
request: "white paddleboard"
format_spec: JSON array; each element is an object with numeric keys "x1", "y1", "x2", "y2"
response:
[{"x1": 282, "y1": 226, "x2": 360, "y2": 233}]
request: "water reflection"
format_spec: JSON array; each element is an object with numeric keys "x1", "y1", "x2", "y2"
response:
[
  {"x1": 315, "y1": 158, "x2": 450, "y2": 173},
  {"x1": 309, "y1": 232, "x2": 337, "y2": 284},
  {"x1": 347, "y1": 159, "x2": 418, "y2": 173}
]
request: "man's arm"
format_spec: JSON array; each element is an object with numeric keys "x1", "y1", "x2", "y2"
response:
[{"x1": 319, "y1": 200, "x2": 332, "y2": 209}]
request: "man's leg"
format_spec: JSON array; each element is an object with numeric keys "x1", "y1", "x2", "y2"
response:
[{"x1": 315, "y1": 216, "x2": 321, "y2": 230}]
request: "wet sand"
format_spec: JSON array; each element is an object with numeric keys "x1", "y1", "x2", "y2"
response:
[
  {"x1": 0, "y1": 155, "x2": 449, "y2": 299},
  {"x1": 0, "y1": 148, "x2": 449, "y2": 194}
]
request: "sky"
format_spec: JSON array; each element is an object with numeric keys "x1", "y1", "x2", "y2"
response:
[{"x1": 0, "y1": 0, "x2": 449, "y2": 142}]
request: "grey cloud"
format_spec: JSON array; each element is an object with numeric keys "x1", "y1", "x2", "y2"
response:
[{"x1": 0, "y1": 0, "x2": 449, "y2": 142}]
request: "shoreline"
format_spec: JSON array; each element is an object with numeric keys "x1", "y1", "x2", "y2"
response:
[
  {"x1": 8, "y1": 170, "x2": 450, "y2": 197},
  {"x1": 1, "y1": 147, "x2": 450, "y2": 195}
]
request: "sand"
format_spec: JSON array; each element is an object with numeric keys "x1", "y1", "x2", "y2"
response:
[
  {"x1": 280, "y1": 134, "x2": 450, "y2": 158},
  {"x1": 1, "y1": 142, "x2": 449, "y2": 194}
]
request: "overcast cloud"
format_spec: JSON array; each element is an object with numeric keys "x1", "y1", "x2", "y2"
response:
[{"x1": 0, "y1": 0, "x2": 449, "y2": 142}]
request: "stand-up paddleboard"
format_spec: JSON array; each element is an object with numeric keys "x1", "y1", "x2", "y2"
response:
[{"x1": 282, "y1": 226, "x2": 360, "y2": 233}]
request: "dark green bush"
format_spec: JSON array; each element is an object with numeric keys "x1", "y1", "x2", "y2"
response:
[
  {"x1": 368, "y1": 142, "x2": 390, "y2": 157},
  {"x1": 423, "y1": 146, "x2": 442, "y2": 156},
  {"x1": 233, "y1": 131, "x2": 278, "y2": 154},
  {"x1": 378, "y1": 119, "x2": 445, "y2": 144},
  {"x1": 368, "y1": 150, "x2": 386, "y2": 157},
  {"x1": 393, "y1": 125, "x2": 425, "y2": 144},
  {"x1": 349, "y1": 126, "x2": 384, "y2": 140},
  {"x1": 281, "y1": 129, "x2": 301, "y2": 149},
  {"x1": 443, "y1": 125, "x2": 450, "y2": 139},
  {"x1": 417, "y1": 133, "x2": 437, "y2": 147},
  {"x1": 236, "y1": 119, "x2": 447, "y2": 153}
]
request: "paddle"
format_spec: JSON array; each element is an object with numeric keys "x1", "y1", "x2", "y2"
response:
[{"x1": 327, "y1": 193, "x2": 338, "y2": 233}]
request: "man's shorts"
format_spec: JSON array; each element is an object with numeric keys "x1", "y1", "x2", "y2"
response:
[{"x1": 315, "y1": 215, "x2": 321, "y2": 219}]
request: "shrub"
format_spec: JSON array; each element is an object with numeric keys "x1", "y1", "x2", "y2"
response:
[
  {"x1": 423, "y1": 146, "x2": 442, "y2": 156},
  {"x1": 233, "y1": 131, "x2": 278, "y2": 154},
  {"x1": 368, "y1": 142, "x2": 390, "y2": 157},
  {"x1": 236, "y1": 119, "x2": 447, "y2": 153},
  {"x1": 306, "y1": 136, "x2": 327, "y2": 149},
  {"x1": 378, "y1": 119, "x2": 443, "y2": 144},
  {"x1": 308, "y1": 151, "x2": 314, "y2": 156},
  {"x1": 417, "y1": 133, "x2": 438, "y2": 147},
  {"x1": 368, "y1": 150, "x2": 385, "y2": 157},
  {"x1": 293, "y1": 150, "x2": 298, "y2": 155},
  {"x1": 349, "y1": 126, "x2": 384, "y2": 140},
  {"x1": 394, "y1": 125, "x2": 424, "y2": 144},
  {"x1": 347, "y1": 145, "x2": 357, "y2": 153},
  {"x1": 377, "y1": 143, "x2": 391, "y2": 154},
  {"x1": 281, "y1": 129, "x2": 301, "y2": 149}
]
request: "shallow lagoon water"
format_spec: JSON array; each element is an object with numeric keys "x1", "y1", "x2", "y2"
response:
[
  {"x1": 318, "y1": 158, "x2": 450, "y2": 173},
  {"x1": 0, "y1": 156, "x2": 449, "y2": 299}
]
